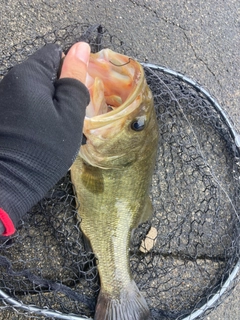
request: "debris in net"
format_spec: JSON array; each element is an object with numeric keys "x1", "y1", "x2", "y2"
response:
[{"x1": 139, "y1": 226, "x2": 158, "y2": 253}]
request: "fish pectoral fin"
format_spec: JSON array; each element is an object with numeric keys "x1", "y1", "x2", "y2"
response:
[
  {"x1": 94, "y1": 281, "x2": 150, "y2": 320},
  {"x1": 139, "y1": 197, "x2": 154, "y2": 225},
  {"x1": 81, "y1": 164, "x2": 104, "y2": 193}
]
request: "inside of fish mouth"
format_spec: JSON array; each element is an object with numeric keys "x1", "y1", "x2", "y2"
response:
[{"x1": 86, "y1": 60, "x2": 133, "y2": 117}]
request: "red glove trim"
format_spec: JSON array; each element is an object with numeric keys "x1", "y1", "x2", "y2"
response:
[{"x1": 0, "y1": 208, "x2": 16, "y2": 236}]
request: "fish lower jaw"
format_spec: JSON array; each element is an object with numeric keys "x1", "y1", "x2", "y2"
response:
[{"x1": 94, "y1": 280, "x2": 150, "y2": 320}]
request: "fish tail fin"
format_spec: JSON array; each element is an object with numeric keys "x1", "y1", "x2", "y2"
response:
[{"x1": 94, "y1": 281, "x2": 150, "y2": 320}]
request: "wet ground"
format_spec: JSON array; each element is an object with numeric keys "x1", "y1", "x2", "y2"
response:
[{"x1": 0, "y1": 0, "x2": 239, "y2": 319}]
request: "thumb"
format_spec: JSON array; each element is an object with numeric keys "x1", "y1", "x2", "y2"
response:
[{"x1": 59, "y1": 42, "x2": 90, "y2": 84}]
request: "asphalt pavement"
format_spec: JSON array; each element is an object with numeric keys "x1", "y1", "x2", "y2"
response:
[{"x1": 0, "y1": 0, "x2": 239, "y2": 319}]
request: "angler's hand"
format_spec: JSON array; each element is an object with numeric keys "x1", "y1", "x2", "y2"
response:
[{"x1": 0, "y1": 42, "x2": 90, "y2": 236}]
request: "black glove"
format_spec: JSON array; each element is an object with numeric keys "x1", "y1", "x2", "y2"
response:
[{"x1": 0, "y1": 44, "x2": 90, "y2": 236}]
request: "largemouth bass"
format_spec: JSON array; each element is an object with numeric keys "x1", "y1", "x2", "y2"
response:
[{"x1": 71, "y1": 49, "x2": 158, "y2": 320}]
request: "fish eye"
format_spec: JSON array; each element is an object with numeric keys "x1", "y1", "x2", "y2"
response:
[{"x1": 131, "y1": 117, "x2": 145, "y2": 131}]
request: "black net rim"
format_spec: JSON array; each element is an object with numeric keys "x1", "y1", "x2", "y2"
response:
[{"x1": 0, "y1": 63, "x2": 239, "y2": 320}]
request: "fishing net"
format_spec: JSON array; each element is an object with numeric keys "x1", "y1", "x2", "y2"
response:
[{"x1": 0, "y1": 24, "x2": 239, "y2": 320}]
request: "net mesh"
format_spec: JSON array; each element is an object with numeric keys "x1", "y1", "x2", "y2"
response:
[{"x1": 0, "y1": 24, "x2": 239, "y2": 320}]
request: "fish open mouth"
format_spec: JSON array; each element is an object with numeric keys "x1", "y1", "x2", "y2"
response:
[
  {"x1": 79, "y1": 49, "x2": 149, "y2": 167},
  {"x1": 85, "y1": 49, "x2": 143, "y2": 121}
]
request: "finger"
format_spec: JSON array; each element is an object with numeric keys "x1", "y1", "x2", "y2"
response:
[{"x1": 59, "y1": 42, "x2": 90, "y2": 84}]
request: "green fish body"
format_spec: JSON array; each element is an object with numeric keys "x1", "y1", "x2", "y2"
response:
[{"x1": 71, "y1": 49, "x2": 158, "y2": 320}]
